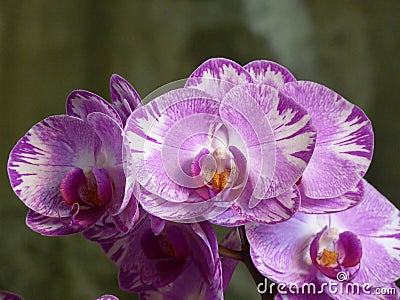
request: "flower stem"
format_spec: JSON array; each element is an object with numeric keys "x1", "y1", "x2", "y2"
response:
[
  {"x1": 218, "y1": 244, "x2": 245, "y2": 261},
  {"x1": 218, "y1": 226, "x2": 275, "y2": 300},
  {"x1": 238, "y1": 226, "x2": 274, "y2": 300}
]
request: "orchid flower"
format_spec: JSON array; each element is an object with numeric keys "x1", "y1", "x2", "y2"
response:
[
  {"x1": 8, "y1": 75, "x2": 142, "y2": 235},
  {"x1": 95, "y1": 211, "x2": 223, "y2": 300},
  {"x1": 186, "y1": 58, "x2": 374, "y2": 215},
  {"x1": 123, "y1": 61, "x2": 317, "y2": 225},
  {"x1": 246, "y1": 180, "x2": 400, "y2": 300}
]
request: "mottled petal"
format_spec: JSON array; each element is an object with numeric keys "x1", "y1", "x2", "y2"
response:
[
  {"x1": 110, "y1": 74, "x2": 142, "y2": 123},
  {"x1": 0, "y1": 291, "x2": 24, "y2": 300},
  {"x1": 246, "y1": 214, "x2": 321, "y2": 284},
  {"x1": 185, "y1": 57, "x2": 253, "y2": 99},
  {"x1": 103, "y1": 217, "x2": 189, "y2": 292},
  {"x1": 96, "y1": 295, "x2": 119, "y2": 300},
  {"x1": 151, "y1": 215, "x2": 166, "y2": 235},
  {"x1": 66, "y1": 90, "x2": 122, "y2": 126},
  {"x1": 86, "y1": 112, "x2": 126, "y2": 213},
  {"x1": 108, "y1": 166, "x2": 129, "y2": 215},
  {"x1": 189, "y1": 222, "x2": 220, "y2": 283},
  {"x1": 219, "y1": 84, "x2": 276, "y2": 202},
  {"x1": 26, "y1": 210, "x2": 84, "y2": 236},
  {"x1": 352, "y1": 236, "x2": 400, "y2": 287},
  {"x1": 331, "y1": 180, "x2": 400, "y2": 286},
  {"x1": 281, "y1": 81, "x2": 373, "y2": 198},
  {"x1": 222, "y1": 84, "x2": 316, "y2": 200},
  {"x1": 124, "y1": 88, "x2": 220, "y2": 204},
  {"x1": 87, "y1": 112, "x2": 123, "y2": 166},
  {"x1": 209, "y1": 207, "x2": 248, "y2": 227},
  {"x1": 92, "y1": 166, "x2": 113, "y2": 206},
  {"x1": 244, "y1": 60, "x2": 296, "y2": 88},
  {"x1": 112, "y1": 195, "x2": 139, "y2": 233},
  {"x1": 8, "y1": 115, "x2": 100, "y2": 217},
  {"x1": 137, "y1": 186, "x2": 228, "y2": 223},
  {"x1": 139, "y1": 262, "x2": 223, "y2": 300},
  {"x1": 161, "y1": 116, "x2": 223, "y2": 191},
  {"x1": 233, "y1": 184, "x2": 300, "y2": 224},
  {"x1": 331, "y1": 180, "x2": 400, "y2": 238},
  {"x1": 299, "y1": 180, "x2": 364, "y2": 214},
  {"x1": 83, "y1": 213, "x2": 130, "y2": 243},
  {"x1": 72, "y1": 206, "x2": 106, "y2": 227}
]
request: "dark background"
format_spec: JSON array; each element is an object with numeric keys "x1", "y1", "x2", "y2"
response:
[{"x1": 1, "y1": 1, "x2": 399, "y2": 299}]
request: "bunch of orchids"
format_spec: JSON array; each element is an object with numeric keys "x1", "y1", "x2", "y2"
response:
[{"x1": 7, "y1": 58, "x2": 400, "y2": 300}]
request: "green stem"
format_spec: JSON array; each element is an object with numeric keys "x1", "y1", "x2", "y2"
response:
[
  {"x1": 218, "y1": 244, "x2": 245, "y2": 261},
  {"x1": 218, "y1": 226, "x2": 275, "y2": 300},
  {"x1": 238, "y1": 226, "x2": 274, "y2": 300}
]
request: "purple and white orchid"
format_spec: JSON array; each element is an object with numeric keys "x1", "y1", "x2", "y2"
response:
[
  {"x1": 8, "y1": 75, "x2": 142, "y2": 235},
  {"x1": 96, "y1": 211, "x2": 223, "y2": 300},
  {"x1": 246, "y1": 179, "x2": 400, "y2": 300},
  {"x1": 123, "y1": 57, "x2": 373, "y2": 226},
  {"x1": 5, "y1": 57, "x2": 396, "y2": 300},
  {"x1": 186, "y1": 58, "x2": 374, "y2": 215},
  {"x1": 124, "y1": 59, "x2": 317, "y2": 225}
]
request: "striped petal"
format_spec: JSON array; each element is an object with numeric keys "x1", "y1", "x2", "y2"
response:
[
  {"x1": 209, "y1": 207, "x2": 248, "y2": 227},
  {"x1": 221, "y1": 84, "x2": 316, "y2": 201},
  {"x1": 66, "y1": 90, "x2": 122, "y2": 126},
  {"x1": 139, "y1": 262, "x2": 223, "y2": 300},
  {"x1": 86, "y1": 112, "x2": 128, "y2": 215},
  {"x1": 82, "y1": 213, "x2": 131, "y2": 244},
  {"x1": 87, "y1": 112, "x2": 123, "y2": 166},
  {"x1": 331, "y1": 180, "x2": 400, "y2": 237},
  {"x1": 8, "y1": 115, "x2": 100, "y2": 217},
  {"x1": 112, "y1": 195, "x2": 139, "y2": 234},
  {"x1": 244, "y1": 60, "x2": 296, "y2": 88},
  {"x1": 246, "y1": 213, "x2": 321, "y2": 284},
  {"x1": 26, "y1": 210, "x2": 84, "y2": 236},
  {"x1": 185, "y1": 57, "x2": 253, "y2": 99},
  {"x1": 281, "y1": 81, "x2": 373, "y2": 198},
  {"x1": 233, "y1": 184, "x2": 300, "y2": 224},
  {"x1": 139, "y1": 221, "x2": 223, "y2": 299},
  {"x1": 299, "y1": 179, "x2": 364, "y2": 214},
  {"x1": 123, "y1": 88, "x2": 220, "y2": 205},
  {"x1": 136, "y1": 186, "x2": 228, "y2": 223},
  {"x1": 219, "y1": 84, "x2": 276, "y2": 203},
  {"x1": 331, "y1": 180, "x2": 400, "y2": 287},
  {"x1": 110, "y1": 74, "x2": 142, "y2": 123},
  {"x1": 0, "y1": 291, "x2": 24, "y2": 300}
]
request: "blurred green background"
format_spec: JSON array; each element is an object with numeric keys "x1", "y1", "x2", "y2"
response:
[{"x1": 1, "y1": 1, "x2": 399, "y2": 299}]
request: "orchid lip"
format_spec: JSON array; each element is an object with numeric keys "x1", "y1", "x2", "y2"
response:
[
  {"x1": 197, "y1": 146, "x2": 238, "y2": 195},
  {"x1": 310, "y1": 226, "x2": 362, "y2": 280},
  {"x1": 60, "y1": 166, "x2": 113, "y2": 209}
]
